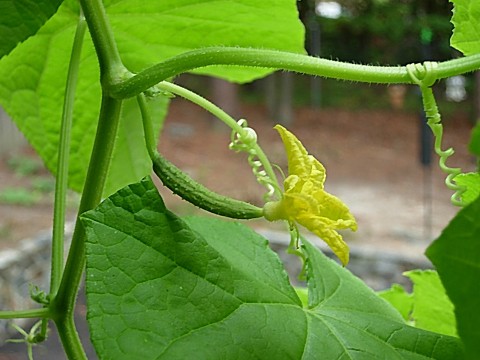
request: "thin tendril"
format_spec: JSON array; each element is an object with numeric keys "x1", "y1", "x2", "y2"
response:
[
  {"x1": 7, "y1": 320, "x2": 44, "y2": 360},
  {"x1": 229, "y1": 119, "x2": 281, "y2": 201},
  {"x1": 155, "y1": 81, "x2": 282, "y2": 199},
  {"x1": 407, "y1": 62, "x2": 466, "y2": 206}
]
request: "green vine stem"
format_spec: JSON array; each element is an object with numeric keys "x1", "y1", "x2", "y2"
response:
[
  {"x1": 109, "y1": 47, "x2": 480, "y2": 99},
  {"x1": 136, "y1": 93, "x2": 158, "y2": 161},
  {"x1": 0, "y1": 12, "x2": 87, "y2": 343},
  {"x1": 50, "y1": 11, "x2": 87, "y2": 297},
  {"x1": 42, "y1": 1, "x2": 128, "y2": 358},
  {"x1": 78, "y1": 0, "x2": 126, "y2": 81},
  {"x1": 51, "y1": 95, "x2": 123, "y2": 360},
  {"x1": 0, "y1": 308, "x2": 50, "y2": 320}
]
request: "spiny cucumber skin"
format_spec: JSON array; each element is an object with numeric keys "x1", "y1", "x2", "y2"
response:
[{"x1": 152, "y1": 155, "x2": 263, "y2": 219}]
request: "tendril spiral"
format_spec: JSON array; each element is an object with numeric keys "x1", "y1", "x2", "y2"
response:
[
  {"x1": 229, "y1": 119, "x2": 278, "y2": 200},
  {"x1": 407, "y1": 62, "x2": 466, "y2": 206}
]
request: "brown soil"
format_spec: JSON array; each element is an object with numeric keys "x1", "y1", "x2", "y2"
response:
[{"x1": 0, "y1": 100, "x2": 476, "y2": 259}]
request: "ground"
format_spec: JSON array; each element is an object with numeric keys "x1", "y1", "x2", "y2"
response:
[{"x1": 0, "y1": 98, "x2": 476, "y2": 259}]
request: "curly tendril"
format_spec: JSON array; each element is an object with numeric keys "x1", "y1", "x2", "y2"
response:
[
  {"x1": 7, "y1": 320, "x2": 44, "y2": 360},
  {"x1": 229, "y1": 119, "x2": 279, "y2": 201},
  {"x1": 407, "y1": 62, "x2": 466, "y2": 206}
]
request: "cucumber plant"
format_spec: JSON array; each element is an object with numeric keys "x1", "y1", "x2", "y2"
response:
[{"x1": 0, "y1": 0, "x2": 479, "y2": 359}]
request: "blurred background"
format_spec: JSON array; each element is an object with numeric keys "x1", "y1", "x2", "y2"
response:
[{"x1": 1, "y1": 0, "x2": 478, "y2": 357}]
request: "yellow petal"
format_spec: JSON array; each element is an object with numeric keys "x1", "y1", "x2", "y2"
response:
[
  {"x1": 312, "y1": 190, "x2": 357, "y2": 231},
  {"x1": 296, "y1": 214, "x2": 350, "y2": 266},
  {"x1": 274, "y1": 125, "x2": 326, "y2": 189}
]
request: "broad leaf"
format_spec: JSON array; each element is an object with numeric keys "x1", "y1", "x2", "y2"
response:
[
  {"x1": 0, "y1": 0, "x2": 305, "y2": 195},
  {"x1": 426, "y1": 196, "x2": 480, "y2": 359},
  {"x1": 82, "y1": 177, "x2": 463, "y2": 359},
  {"x1": 0, "y1": 0, "x2": 63, "y2": 59},
  {"x1": 450, "y1": 0, "x2": 480, "y2": 55},
  {"x1": 404, "y1": 270, "x2": 457, "y2": 337},
  {"x1": 302, "y1": 238, "x2": 462, "y2": 360}
]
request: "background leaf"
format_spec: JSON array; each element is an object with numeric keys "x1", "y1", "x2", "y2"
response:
[
  {"x1": 83, "y1": 177, "x2": 463, "y2": 359},
  {"x1": 404, "y1": 270, "x2": 457, "y2": 337},
  {"x1": 426, "y1": 196, "x2": 480, "y2": 359},
  {"x1": 379, "y1": 271, "x2": 457, "y2": 337},
  {"x1": 455, "y1": 172, "x2": 480, "y2": 205},
  {"x1": 450, "y1": 0, "x2": 480, "y2": 55},
  {"x1": 0, "y1": 0, "x2": 305, "y2": 196},
  {"x1": 0, "y1": 0, "x2": 63, "y2": 59},
  {"x1": 378, "y1": 284, "x2": 414, "y2": 321},
  {"x1": 468, "y1": 122, "x2": 480, "y2": 156}
]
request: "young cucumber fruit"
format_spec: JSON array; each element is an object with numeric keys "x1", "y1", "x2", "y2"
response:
[{"x1": 152, "y1": 152, "x2": 264, "y2": 219}]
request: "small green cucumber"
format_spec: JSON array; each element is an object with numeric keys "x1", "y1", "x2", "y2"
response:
[{"x1": 152, "y1": 152, "x2": 264, "y2": 219}]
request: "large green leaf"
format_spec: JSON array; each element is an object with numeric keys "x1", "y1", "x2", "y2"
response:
[
  {"x1": 450, "y1": 0, "x2": 480, "y2": 55},
  {"x1": 0, "y1": 0, "x2": 305, "y2": 195},
  {"x1": 0, "y1": 0, "x2": 63, "y2": 59},
  {"x1": 426, "y1": 196, "x2": 480, "y2": 359},
  {"x1": 82, "y1": 177, "x2": 463, "y2": 359}
]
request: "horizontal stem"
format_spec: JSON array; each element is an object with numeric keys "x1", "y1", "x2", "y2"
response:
[
  {"x1": 0, "y1": 308, "x2": 50, "y2": 319},
  {"x1": 109, "y1": 47, "x2": 480, "y2": 99}
]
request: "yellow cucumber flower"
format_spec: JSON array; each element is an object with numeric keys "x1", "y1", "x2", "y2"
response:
[{"x1": 263, "y1": 125, "x2": 357, "y2": 265}]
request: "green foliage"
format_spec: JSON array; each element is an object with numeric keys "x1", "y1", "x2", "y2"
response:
[
  {"x1": 316, "y1": 0, "x2": 453, "y2": 64},
  {"x1": 0, "y1": 187, "x2": 41, "y2": 206},
  {"x1": 82, "y1": 177, "x2": 463, "y2": 359},
  {"x1": 31, "y1": 177, "x2": 56, "y2": 194},
  {"x1": 0, "y1": 0, "x2": 479, "y2": 359},
  {"x1": 455, "y1": 172, "x2": 480, "y2": 205},
  {"x1": 378, "y1": 284, "x2": 414, "y2": 321},
  {"x1": 450, "y1": 0, "x2": 480, "y2": 55},
  {"x1": 7, "y1": 156, "x2": 43, "y2": 177},
  {"x1": 404, "y1": 270, "x2": 457, "y2": 337},
  {"x1": 0, "y1": 0, "x2": 63, "y2": 59},
  {"x1": 0, "y1": 0, "x2": 304, "y2": 197},
  {"x1": 426, "y1": 196, "x2": 480, "y2": 359},
  {"x1": 379, "y1": 271, "x2": 457, "y2": 337},
  {"x1": 468, "y1": 122, "x2": 480, "y2": 157}
]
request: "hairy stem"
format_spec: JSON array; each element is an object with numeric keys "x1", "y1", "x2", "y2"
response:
[
  {"x1": 50, "y1": 11, "x2": 87, "y2": 297},
  {"x1": 136, "y1": 94, "x2": 158, "y2": 160},
  {"x1": 0, "y1": 308, "x2": 50, "y2": 320},
  {"x1": 55, "y1": 314, "x2": 88, "y2": 360},
  {"x1": 52, "y1": 95, "x2": 122, "y2": 360},
  {"x1": 78, "y1": 0, "x2": 126, "y2": 81},
  {"x1": 109, "y1": 47, "x2": 480, "y2": 99},
  {"x1": 45, "y1": 1, "x2": 126, "y2": 357}
]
